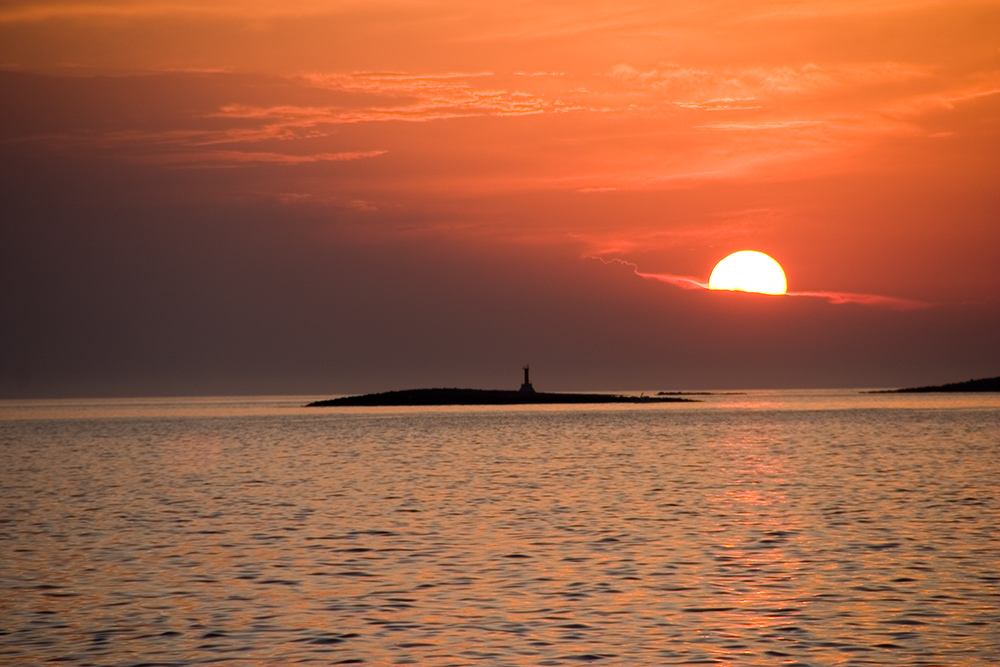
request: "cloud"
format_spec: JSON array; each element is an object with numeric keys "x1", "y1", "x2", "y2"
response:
[
  {"x1": 347, "y1": 199, "x2": 378, "y2": 212},
  {"x1": 135, "y1": 149, "x2": 387, "y2": 167},
  {"x1": 295, "y1": 72, "x2": 583, "y2": 121},
  {"x1": 594, "y1": 258, "x2": 706, "y2": 289},
  {"x1": 4, "y1": 53, "x2": 990, "y2": 197},
  {"x1": 175, "y1": 72, "x2": 583, "y2": 143},
  {"x1": 608, "y1": 61, "x2": 930, "y2": 100},
  {"x1": 786, "y1": 290, "x2": 931, "y2": 310},
  {"x1": 603, "y1": 258, "x2": 933, "y2": 309},
  {"x1": 634, "y1": 270, "x2": 708, "y2": 291}
]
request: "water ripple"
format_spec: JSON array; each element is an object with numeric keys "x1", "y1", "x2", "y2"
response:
[{"x1": 1, "y1": 404, "x2": 998, "y2": 665}]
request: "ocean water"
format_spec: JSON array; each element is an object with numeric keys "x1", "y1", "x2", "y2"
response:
[{"x1": 1, "y1": 390, "x2": 998, "y2": 666}]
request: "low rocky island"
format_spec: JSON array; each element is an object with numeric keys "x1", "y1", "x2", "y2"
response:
[
  {"x1": 307, "y1": 388, "x2": 694, "y2": 407},
  {"x1": 308, "y1": 366, "x2": 695, "y2": 407},
  {"x1": 866, "y1": 375, "x2": 1000, "y2": 393}
]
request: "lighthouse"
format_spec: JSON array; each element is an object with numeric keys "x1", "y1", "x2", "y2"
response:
[{"x1": 519, "y1": 364, "x2": 535, "y2": 393}]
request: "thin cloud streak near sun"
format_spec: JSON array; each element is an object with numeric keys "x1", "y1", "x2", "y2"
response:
[
  {"x1": 785, "y1": 290, "x2": 932, "y2": 310},
  {"x1": 612, "y1": 260, "x2": 934, "y2": 310}
]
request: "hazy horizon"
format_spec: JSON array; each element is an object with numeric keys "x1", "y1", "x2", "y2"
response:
[{"x1": 4, "y1": 377, "x2": 998, "y2": 402}]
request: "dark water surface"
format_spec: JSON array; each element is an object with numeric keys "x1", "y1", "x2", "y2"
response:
[{"x1": 1, "y1": 392, "x2": 998, "y2": 666}]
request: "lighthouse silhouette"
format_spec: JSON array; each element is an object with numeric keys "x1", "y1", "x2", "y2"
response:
[{"x1": 519, "y1": 365, "x2": 535, "y2": 393}]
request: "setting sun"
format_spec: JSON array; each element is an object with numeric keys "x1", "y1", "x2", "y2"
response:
[{"x1": 708, "y1": 251, "x2": 787, "y2": 295}]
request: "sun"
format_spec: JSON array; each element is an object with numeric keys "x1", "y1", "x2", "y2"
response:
[{"x1": 708, "y1": 251, "x2": 787, "y2": 295}]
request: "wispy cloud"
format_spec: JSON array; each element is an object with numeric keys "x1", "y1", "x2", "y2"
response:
[
  {"x1": 594, "y1": 258, "x2": 707, "y2": 290},
  {"x1": 786, "y1": 290, "x2": 931, "y2": 310},
  {"x1": 296, "y1": 72, "x2": 583, "y2": 122},
  {"x1": 602, "y1": 258, "x2": 932, "y2": 309},
  {"x1": 136, "y1": 149, "x2": 387, "y2": 167},
  {"x1": 634, "y1": 270, "x2": 708, "y2": 291},
  {"x1": 609, "y1": 61, "x2": 930, "y2": 101},
  {"x1": 190, "y1": 72, "x2": 583, "y2": 138}
]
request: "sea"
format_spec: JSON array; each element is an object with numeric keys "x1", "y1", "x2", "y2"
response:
[{"x1": 1, "y1": 390, "x2": 997, "y2": 666}]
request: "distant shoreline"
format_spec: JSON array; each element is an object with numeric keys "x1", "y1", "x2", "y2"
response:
[
  {"x1": 865, "y1": 376, "x2": 1000, "y2": 394},
  {"x1": 307, "y1": 388, "x2": 695, "y2": 407}
]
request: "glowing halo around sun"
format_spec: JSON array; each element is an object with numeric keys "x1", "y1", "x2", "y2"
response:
[{"x1": 708, "y1": 250, "x2": 787, "y2": 295}]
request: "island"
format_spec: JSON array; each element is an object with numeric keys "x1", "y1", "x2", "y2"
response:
[
  {"x1": 308, "y1": 365, "x2": 696, "y2": 406},
  {"x1": 306, "y1": 388, "x2": 694, "y2": 407},
  {"x1": 866, "y1": 375, "x2": 1000, "y2": 393}
]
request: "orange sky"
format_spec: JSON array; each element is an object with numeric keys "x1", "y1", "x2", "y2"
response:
[{"x1": 1, "y1": 1, "x2": 998, "y2": 396}]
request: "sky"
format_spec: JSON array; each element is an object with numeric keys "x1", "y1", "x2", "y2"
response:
[{"x1": 1, "y1": 0, "x2": 998, "y2": 397}]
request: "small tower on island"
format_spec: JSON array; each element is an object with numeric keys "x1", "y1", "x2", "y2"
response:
[{"x1": 519, "y1": 364, "x2": 535, "y2": 393}]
